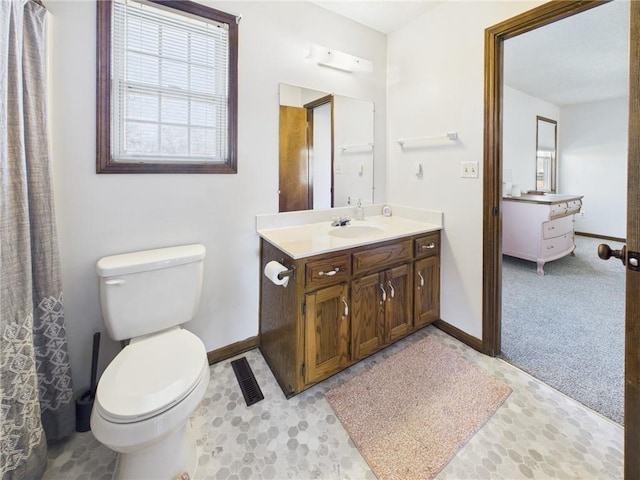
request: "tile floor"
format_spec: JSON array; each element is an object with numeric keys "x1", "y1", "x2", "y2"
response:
[{"x1": 43, "y1": 326, "x2": 623, "y2": 480}]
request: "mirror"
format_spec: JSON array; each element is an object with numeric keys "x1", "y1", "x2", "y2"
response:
[
  {"x1": 278, "y1": 83, "x2": 374, "y2": 212},
  {"x1": 535, "y1": 116, "x2": 557, "y2": 192}
]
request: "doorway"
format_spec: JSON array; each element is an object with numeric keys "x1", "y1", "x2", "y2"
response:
[
  {"x1": 482, "y1": 1, "x2": 640, "y2": 477},
  {"x1": 498, "y1": 2, "x2": 628, "y2": 424}
]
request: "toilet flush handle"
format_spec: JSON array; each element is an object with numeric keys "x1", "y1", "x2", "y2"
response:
[{"x1": 105, "y1": 278, "x2": 125, "y2": 286}]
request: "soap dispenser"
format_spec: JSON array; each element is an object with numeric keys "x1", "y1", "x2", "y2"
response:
[{"x1": 354, "y1": 199, "x2": 365, "y2": 221}]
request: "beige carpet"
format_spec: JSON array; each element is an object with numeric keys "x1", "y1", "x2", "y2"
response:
[{"x1": 325, "y1": 336, "x2": 512, "y2": 480}]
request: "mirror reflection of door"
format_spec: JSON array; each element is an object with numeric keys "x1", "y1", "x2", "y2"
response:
[
  {"x1": 278, "y1": 85, "x2": 333, "y2": 213},
  {"x1": 279, "y1": 105, "x2": 310, "y2": 212}
]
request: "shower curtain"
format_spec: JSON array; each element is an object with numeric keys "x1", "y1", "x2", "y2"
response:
[{"x1": 1, "y1": 0, "x2": 75, "y2": 478}]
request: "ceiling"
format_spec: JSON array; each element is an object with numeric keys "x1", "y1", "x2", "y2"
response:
[
  {"x1": 310, "y1": 0, "x2": 630, "y2": 106},
  {"x1": 504, "y1": 1, "x2": 629, "y2": 106},
  {"x1": 309, "y1": 0, "x2": 441, "y2": 34}
]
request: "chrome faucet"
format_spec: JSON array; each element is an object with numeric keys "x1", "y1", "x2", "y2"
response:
[{"x1": 331, "y1": 217, "x2": 351, "y2": 227}]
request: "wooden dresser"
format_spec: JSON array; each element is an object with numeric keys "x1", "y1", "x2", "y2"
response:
[{"x1": 502, "y1": 194, "x2": 583, "y2": 275}]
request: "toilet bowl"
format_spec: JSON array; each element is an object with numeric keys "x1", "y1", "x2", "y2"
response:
[
  {"x1": 92, "y1": 244, "x2": 209, "y2": 480},
  {"x1": 91, "y1": 328, "x2": 210, "y2": 478}
]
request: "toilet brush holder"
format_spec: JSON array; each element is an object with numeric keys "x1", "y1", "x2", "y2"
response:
[{"x1": 76, "y1": 332, "x2": 101, "y2": 432}]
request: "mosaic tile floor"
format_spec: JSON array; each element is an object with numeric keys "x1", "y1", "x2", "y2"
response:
[{"x1": 43, "y1": 326, "x2": 623, "y2": 480}]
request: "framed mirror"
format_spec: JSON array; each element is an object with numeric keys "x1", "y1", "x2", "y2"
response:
[
  {"x1": 278, "y1": 83, "x2": 374, "y2": 212},
  {"x1": 535, "y1": 116, "x2": 557, "y2": 192}
]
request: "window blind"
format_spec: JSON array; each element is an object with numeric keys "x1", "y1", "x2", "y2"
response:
[{"x1": 111, "y1": 0, "x2": 230, "y2": 163}]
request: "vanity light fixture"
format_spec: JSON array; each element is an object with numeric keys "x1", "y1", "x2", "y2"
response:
[{"x1": 306, "y1": 43, "x2": 373, "y2": 73}]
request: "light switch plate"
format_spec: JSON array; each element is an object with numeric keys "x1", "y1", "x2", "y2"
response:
[{"x1": 460, "y1": 161, "x2": 479, "y2": 178}]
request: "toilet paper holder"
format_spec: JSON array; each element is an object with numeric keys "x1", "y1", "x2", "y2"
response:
[{"x1": 276, "y1": 263, "x2": 295, "y2": 280}]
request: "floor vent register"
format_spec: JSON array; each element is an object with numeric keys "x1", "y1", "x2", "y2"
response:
[{"x1": 231, "y1": 357, "x2": 264, "y2": 406}]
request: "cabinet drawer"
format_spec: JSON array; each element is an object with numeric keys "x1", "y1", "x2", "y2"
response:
[
  {"x1": 414, "y1": 233, "x2": 440, "y2": 258},
  {"x1": 305, "y1": 254, "x2": 350, "y2": 289},
  {"x1": 352, "y1": 240, "x2": 412, "y2": 276},
  {"x1": 542, "y1": 216, "x2": 574, "y2": 240},
  {"x1": 541, "y1": 233, "x2": 574, "y2": 259}
]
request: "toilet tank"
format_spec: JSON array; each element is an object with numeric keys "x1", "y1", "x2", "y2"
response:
[{"x1": 96, "y1": 244, "x2": 205, "y2": 341}]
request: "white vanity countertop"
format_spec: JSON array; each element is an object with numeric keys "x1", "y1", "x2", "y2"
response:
[{"x1": 256, "y1": 205, "x2": 443, "y2": 259}]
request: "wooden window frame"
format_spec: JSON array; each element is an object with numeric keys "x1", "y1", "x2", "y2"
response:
[{"x1": 96, "y1": 0, "x2": 238, "y2": 174}]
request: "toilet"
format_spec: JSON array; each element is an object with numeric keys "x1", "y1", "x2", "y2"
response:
[{"x1": 91, "y1": 244, "x2": 210, "y2": 480}]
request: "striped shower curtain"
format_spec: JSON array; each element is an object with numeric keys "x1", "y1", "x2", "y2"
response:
[{"x1": 1, "y1": 0, "x2": 75, "y2": 478}]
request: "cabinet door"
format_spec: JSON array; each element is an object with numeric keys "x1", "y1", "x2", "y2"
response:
[
  {"x1": 384, "y1": 264, "x2": 413, "y2": 342},
  {"x1": 414, "y1": 256, "x2": 440, "y2": 328},
  {"x1": 304, "y1": 284, "x2": 350, "y2": 385},
  {"x1": 352, "y1": 272, "x2": 385, "y2": 360}
]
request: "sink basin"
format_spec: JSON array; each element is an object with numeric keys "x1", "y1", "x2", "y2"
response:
[{"x1": 329, "y1": 225, "x2": 384, "y2": 239}]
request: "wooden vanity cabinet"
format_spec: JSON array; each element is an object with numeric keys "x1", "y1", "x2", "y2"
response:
[
  {"x1": 351, "y1": 272, "x2": 385, "y2": 359},
  {"x1": 414, "y1": 257, "x2": 440, "y2": 328},
  {"x1": 259, "y1": 230, "x2": 441, "y2": 397},
  {"x1": 351, "y1": 263, "x2": 413, "y2": 361},
  {"x1": 386, "y1": 264, "x2": 413, "y2": 340},
  {"x1": 414, "y1": 232, "x2": 441, "y2": 328},
  {"x1": 304, "y1": 283, "x2": 350, "y2": 385}
]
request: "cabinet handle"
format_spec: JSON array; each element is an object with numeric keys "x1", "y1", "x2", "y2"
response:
[
  {"x1": 379, "y1": 283, "x2": 387, "y2": 304},
  {"x1": 421, "y1": 243, "x2": 436, "y2": 250},
  {"x1": 417, "y1": 271, "x2": 424, "y2": 288},
  {"x1": 318, "y1": 267, "x2": 339, "y2": 276},
  {"x1": 387, "y1": 280, "x2": 395, "y2": 300},
  {"x1": 341, "y1": 297, "x2": 349, "y2": 316}
]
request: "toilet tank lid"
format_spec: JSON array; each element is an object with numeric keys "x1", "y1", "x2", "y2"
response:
[{"x1": 97, "y1": 244, "x2": 205, "y2": 277}]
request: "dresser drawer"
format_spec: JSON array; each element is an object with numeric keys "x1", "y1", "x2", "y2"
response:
[
  {"x1": 305, "y1": 254, "x2": 350, "y2": 290},
  {"x1": 566, "y1": 199, "x2": 582, "y2": 214},
  {"x1": 542, "y1": 216, "x2": 574, "y2": 240},
  {"x1": 414, "y1": 233, "x2": 440, "y2": 258},
  {"x1": 540, "y1": 233, "x2": 574, "y2": 259},
  {"x1": 352, "y1": 239, "x2": 412, "y2": 276},
  {"x1": 549, "y1": 202, "x2": 568, "y2": 218}
]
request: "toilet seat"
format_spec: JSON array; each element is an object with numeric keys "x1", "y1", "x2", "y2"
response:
[{"x1": 95, "y1": 328, "x2": 207, "y2": 424}]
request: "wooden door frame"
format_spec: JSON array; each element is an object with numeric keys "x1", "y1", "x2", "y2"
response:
[
  {"x1": 304, "y1": 95, "x2": 335, "y2": 208},
  {"x1": 482, "y1": 0, "x2": 639, "y2": 476}
]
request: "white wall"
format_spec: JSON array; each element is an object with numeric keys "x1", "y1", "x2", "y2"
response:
[
  {"x1": 560, "y1": 97, "x2": 628, "y2": 238},
  {"x1": 503, "y1": 86, "x2": 560, "y2": 193},
  {"x1": 47, "y1": 0, "x2": 387, "y2": 391},
  {"x1": 387, "y1": 1, "x2": 542, "y2": 339}
]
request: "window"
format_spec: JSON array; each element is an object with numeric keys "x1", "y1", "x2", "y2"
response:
[{"x1": 97, "y1": 0, "x2": 238, "y2": 173}]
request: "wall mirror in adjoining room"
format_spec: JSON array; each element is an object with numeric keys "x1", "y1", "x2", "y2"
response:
[
  {"x1": 278, "y1": 83, "x2": 374, "y2": 213},
  {"x1": 535, "y1": 116, "x2": 557, "y2": 192}
]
